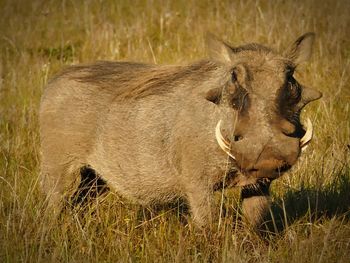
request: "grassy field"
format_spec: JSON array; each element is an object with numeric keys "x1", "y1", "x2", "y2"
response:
[{"x1": 0, "y1": 0, "x2": 349, "y2": 262}]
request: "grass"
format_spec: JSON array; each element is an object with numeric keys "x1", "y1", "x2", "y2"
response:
[{"x1": 0, "y1": 0, "x2": 349, "y2": 262}]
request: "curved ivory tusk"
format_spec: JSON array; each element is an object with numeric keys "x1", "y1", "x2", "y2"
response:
[
  {"x1": 215, "y1": 120, "x2": 236, "y2": 160},
  {"x1": 300, "y1": 118, "x2": 313, "y2": 150}
]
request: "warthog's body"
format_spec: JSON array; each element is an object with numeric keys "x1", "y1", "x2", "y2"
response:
[{"x1": 40, "y1": 34, "x2": 321, "y2": 227}]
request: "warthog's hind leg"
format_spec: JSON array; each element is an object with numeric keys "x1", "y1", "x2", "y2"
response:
[{"x1": 40, "y1": 163, "x2": 79, "y2": 215}]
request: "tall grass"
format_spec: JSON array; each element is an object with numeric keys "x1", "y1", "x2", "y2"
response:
[{"x1": 0, "y1": 0, "x2": 349, "y2": 262}]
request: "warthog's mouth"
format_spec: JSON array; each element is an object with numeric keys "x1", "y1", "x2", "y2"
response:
[
  {"x1": 242, "y1": 162, "x2": 292, "y2": 179},
  {"x1": 213, "y1": 168, "x2": 277, "y2": 191},
  {"x1": 213, "y1": 162, "x2": 291, "y2": 191},
  {"x1": 240, "y1": 177, "x2": 271, "y2": 198},
  {"x1": 215, "y1": 118, "x2": 314, "y2": 160}
]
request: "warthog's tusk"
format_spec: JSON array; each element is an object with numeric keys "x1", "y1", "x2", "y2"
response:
[
  {"x1": 300, "y1": 118, "x2": 313, "y2": 150},
  {"x1": 215, "y1": 120, "x2": 236, "y2": 160}
]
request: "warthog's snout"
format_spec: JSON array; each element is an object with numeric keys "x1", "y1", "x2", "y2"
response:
[{"x1": 216, "y1": 117, "x2": 314, "y2": 183}]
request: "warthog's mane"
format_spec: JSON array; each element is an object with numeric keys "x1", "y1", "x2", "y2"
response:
[
  {"x1": 53, "y1": 43, "x2": 275, "y2": 100},
  {"x1": 231, "y1": 43, "x2": 272, "y2": 53},
  {"x1": 56, "y1": 60, "x2": 219, "y2": 100}
]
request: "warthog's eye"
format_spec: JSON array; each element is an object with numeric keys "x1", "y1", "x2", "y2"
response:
[
  {"x1": 230, "y1": 86, "x2": 247, "y2": 110},
  {"x1": 231, "y1": 97, "x2": 241, "y2": 109},
  {"x1": 231, "y1": 70, "x2": 237, "y2": 82},
  {"x1": 286, "y1": 76, "x2": 301, "y2": 104}
]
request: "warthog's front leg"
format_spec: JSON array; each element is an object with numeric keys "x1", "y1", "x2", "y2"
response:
[
  {"x1": 186, "y1": 187, "x2": 216, "y2": 228},
  {"x1": 241, "y1": 179, "x2": 271, "y2": 228}
]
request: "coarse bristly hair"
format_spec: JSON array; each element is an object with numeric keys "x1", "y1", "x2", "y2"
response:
[{"x1": 55, "y1": 60, "x2": 219, "y2": 100}]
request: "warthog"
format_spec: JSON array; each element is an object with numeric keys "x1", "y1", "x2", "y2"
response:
[{"x1": 40, "y1": 33, "x2": 322, "y2": 228}]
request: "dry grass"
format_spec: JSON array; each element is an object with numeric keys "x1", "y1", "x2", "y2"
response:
[{"x1": 0, "y1": 0, "x2": 349, "y2": 262}]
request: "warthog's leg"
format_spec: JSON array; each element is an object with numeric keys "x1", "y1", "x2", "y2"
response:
[
  {"x1": 186, "y1": 187, "x2": 216, "y2": 228},
  {"x1": 40, "y1": 163, "x2": 79, "y2": 214},
  {"x1": 41, "y1": 164, "x2": 108, "y2": 213},
  {"x1": 241, "y1": 180, "x2": 271, "y2": 228}
]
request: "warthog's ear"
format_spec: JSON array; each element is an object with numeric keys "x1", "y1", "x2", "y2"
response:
[
  {"x1": 206, "y1": 33, "x2": 233, "y2": 64},
  {"x1": 286, "y1": 32, "x2": 315, "y2": 65},
  {"x1": 205, "y1": 87, "x2": 222, "y2": 104}
]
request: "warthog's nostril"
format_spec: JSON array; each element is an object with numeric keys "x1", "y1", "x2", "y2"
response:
[{"x1": 234, "y1": 135, "x2": 243, "y2": 142}]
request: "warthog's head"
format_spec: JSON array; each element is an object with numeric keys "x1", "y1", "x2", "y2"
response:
[{"x1": 206, "y1": 33, "x2": 322, "y2": 187}]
